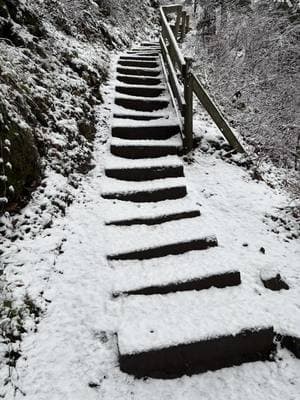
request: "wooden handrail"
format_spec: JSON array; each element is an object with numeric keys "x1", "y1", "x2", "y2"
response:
[
  {"x1": 159, "y1": 5, "x2": 245, "y2": 153},
  {"x1": 160, "y1": 35, "x2": 186, "y2": 114},
  {"x1": 160, "y1": 6, "x2": 186, "y2": 73}
]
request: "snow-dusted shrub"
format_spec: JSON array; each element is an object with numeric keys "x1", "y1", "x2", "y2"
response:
[{"x1": 188, "y1": 0, "x2": 299, "y2": 193}]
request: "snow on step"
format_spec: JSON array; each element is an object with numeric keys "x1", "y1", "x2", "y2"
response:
[
  {"x1": 104, "y1": 154, "x2": 184, "y2": 181},
  {"x1": 113, "y1": 118, "x2": 178, "y2": 128},
  {"x1": 105, "y1": 164, "x2": 183, "y2": 181},
  {"x1": 113, "y1": 260, "x2": 240, "y2": 296},
  {"x1": 110, "y1": 137, "x2": 182, "y2": 159},
  {"x1": 131, "y1": 46, "x2": 160, "y2": 51},
  {"x1": 114, "y1": 95, "x2": 169, "y2": 113},
  {"x1": 113, "y1": 113, "x2": 168, "y2": 121},
  {"x1": 111, "y1": 246, "x2": 239, "y2": 293},
  {"x1": 115, "y1": 85, "x2": 166, "y2": 98},
  {"x1": 104, "y1": 196, "x2": 200, "y2": 226},
  {"x1": 130, "y1": 48, "x2": 160, "y2": 53},
  {"x1": 101, "y1": 176, "x2": 187, "y2": 203},
  {"x1": 112, "y1": 102, "x2": 173, "y2": 118},
  {"x1": 125, "y1": 51, "x2": 160, "y2": 57},
  {"x1": 118, "y1": 287, "x2": 275, "y2": 378},
  {"x1": 110, "y1": 136, "x2": 181, "y2": 148},
  {"x1": 119, "y1": 56, "x2": 159, "y2": 62},
  {"x1": 105, "y1": 217, "x2": 217, "y2": 260},
  {"x1": 117, "y1": 66, "x2": 161, "y2": 77},
  {"x1": 118, "y1": 60, "x2": 159, "y2": 69},
  {"x1": 117, "y1": 74, "x2": 162, "y2": 86},
  {"x1": 105, "y1": 154, "x2": 182, "y2": 170},
  {"x1": 111, "y1": 119, "x2": 179, "y2": 140}
]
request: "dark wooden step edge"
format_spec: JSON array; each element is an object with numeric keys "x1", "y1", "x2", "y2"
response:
[
  {"x1": 107, "y1": 235, "x2": 218, "y2": 260},
  {"x1": 119, "y1": 327, "x2": 275, "y2": 379},
  {"x1": 116, "y1": 271, "x2": 241, "y2": 296},
  {"x1": 113, "y1": 113, "x2": 167, "y2": 121},
  {"x1": 112, "y1": 124, "x2": 179, "y2": 140},
  {"x1": 102, "y1": 185, "x2": 187, "y2": 203},
  {"x1": 117, "y1": 67, "x2": 161, "y2": 77},
  {"x1": 117, "y1": 75, "x2": 162, "y2": 86},
  {"x1": 118, "y1": 60, "x2": 159, "y2": 68},
  {"x1": 110, "y1": 143, "x2": 180, "y2": 159},
  {"x1": 105, "y1": 209, "x2": 200, "y2": 226},
  {"x1": 114, "y1": 97, "x2": 169, "y2": 112},
  {"x1": 115, "y1": 86, "x2": 165, "y2": 98},
  {"x1": 105, "y1": 165, "x2": 184, "y2": 181},
  {"x1": 120, "y1": 56, "x2": 159, "y2": 62}
]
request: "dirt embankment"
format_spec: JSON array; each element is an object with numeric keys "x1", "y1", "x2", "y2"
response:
[{"x1": 0, "y1": 0, "x2": 159, "y2": 215}]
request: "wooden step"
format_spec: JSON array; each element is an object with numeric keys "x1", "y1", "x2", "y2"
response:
[
  {"x1": 118, "y1": 271, "x2": 241, "y2": 296},
  {"x1": 113, "y1": 113, "x2": 167, "y2": 121},
  {"x1": 103, "y1": 196, "x2": 200, "y2": 226},
  {"x1": 102, "y1": 177, "x2": 187, "y2": 204},
  {"x1": 115, "y1": 85, "x2": 165, "y2": 98},
  {"x1": 140, "y1": 42, "x2": 159, "y2": 47},
  {"x1": 112, "y1": 121, "x2": 179, "y2": 140},
  {"x1": 105, "y1": 156, "x2": 184, "y2": 181},
  {"x1": 125, "y1": 51, "x2": 160, "y2": 57},
  {"x1": 111, "y1": 247, "x2": 239, "y2": 294},
  {"x1": 117, "y1": 66, "x2": 161, "y2": 77},
  {"x1": 106, "y1": 209, "x2": 200, "y2": 226},
  {"x1": 108, "y1": 236, "x2": 217, "y2": 260},
  {"x1": 105, "y1": 217, "x2": 217, "y2": 260},
  {"x1": 115, "y1": 96, "x2": 169, "y2": 112},
  {"x1": 118, "y1": 288, "x2": 275, "y2": 378},
  {"x1": 131, "y1": 46, "x2": 160, "y2": 50},
  {"x1": 117, "y1": 75, "x2": 162, "y2": 86},
  {"x1": 110, "y1": 137, "x2": 181, "y2": 159},
  {"x1": 118, "y1": 60, "x2": 159, "y2": 68},
  {"x1": 120, "y1": 56, "x2": 159, "y2": 62},
  {"x1": 130, "y1": 48, "x2": 160, "y2": 53}
]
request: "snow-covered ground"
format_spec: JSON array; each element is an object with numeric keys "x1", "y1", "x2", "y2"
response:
[{"x1": 0, "y1": 54, "x2": 299, "y2": 399}]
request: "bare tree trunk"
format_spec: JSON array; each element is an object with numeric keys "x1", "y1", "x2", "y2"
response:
[
  {"x1": 193, "y1": 0, "x2": 198, "y2": 15},
  {"x1": 220, "y1": 0, "x2": 228, "y2": 26},
  {"x1": 295, "y1": 131, "x2": 300, "y2": 170}
]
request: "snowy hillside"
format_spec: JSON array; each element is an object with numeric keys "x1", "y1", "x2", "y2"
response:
[{"x1": 0, "y1": 1, "x2": 299, "y2": 399}]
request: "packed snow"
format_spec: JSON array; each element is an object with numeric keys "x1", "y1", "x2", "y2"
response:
[{"x1": 0, "y1": 46, "x2": 299, "y2": 400}]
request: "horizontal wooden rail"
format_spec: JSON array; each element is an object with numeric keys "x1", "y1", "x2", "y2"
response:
[
  {"x1": 160, "y1": 35, "x2": 186, "y2": 114},
  {"x1": 160, "y1": 6, "x2": 186, "y2": 73},
  {"x1": 159, "y1": 4, "x2": 245, "y2": 154}
]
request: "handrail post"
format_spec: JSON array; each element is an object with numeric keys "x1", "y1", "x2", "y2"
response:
[
  {"x1": 185, "y1": 14, "x2": 190, "y2": 34},
  {"x1": 174, "y1": 5, "x2": 182, "y2": 40},
  {"x1": 180, "y1": 11, "x2": 187, "y2": 42},
  {"x1": 184, "y1": 57, "x2": 194, "y2": 152}
]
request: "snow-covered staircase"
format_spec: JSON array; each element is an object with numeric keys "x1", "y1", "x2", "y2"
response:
[{"x1": 102, "y1": 42, "x2": 275, "y2": 378}]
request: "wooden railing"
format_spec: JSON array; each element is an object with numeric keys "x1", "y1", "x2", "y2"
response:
[{"x1": 159, "y1": 4, "x2": 245, "y2": 153}]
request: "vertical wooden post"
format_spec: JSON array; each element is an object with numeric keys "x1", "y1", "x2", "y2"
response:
[
  {"x1": 180, "y1": 11, "x2": 187, "y2": 42},
  {"x1": 174, "y1": 6, "x2": 182, "y2": 41},
  {"x1": 185, "y1": 15, "x2": 190, "y2": 34},
  {"x1": 184, "y1": 57, "x2": 193, "y2": 152}
]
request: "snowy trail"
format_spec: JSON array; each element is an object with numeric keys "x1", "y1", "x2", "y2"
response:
[{"x1": 1, "y1": 45, "x2": 299, "y2": 399}]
